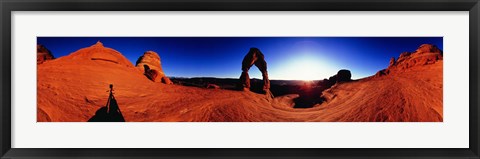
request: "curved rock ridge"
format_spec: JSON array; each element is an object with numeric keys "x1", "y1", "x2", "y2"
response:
[
  {"x1": 135, "y1": 51, "x2": 172, "y2": 84},
  {"x1": 377, "y1": 44, "x2": 443, "y2": 77},
  {"x1": 37, "y1": 44, "x2": 55, "y2": 64},
  {"x1": 62, "y1": 41, "x2": 134, "y2": 67}
]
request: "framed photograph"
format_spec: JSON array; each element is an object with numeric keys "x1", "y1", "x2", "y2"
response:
[{"x1": 1, "y1": 0, "x2": 479, "y2": 158}]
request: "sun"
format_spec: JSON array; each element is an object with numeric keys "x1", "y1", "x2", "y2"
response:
[
  {"x1": 269, "y1": 54, "x2": 338, "y2": 81},
  {"x1": 290, "y1": 60, "x2": 319, "y2": 80},
  {"x1": 280, "y1": 56, "x2": 336, "y2": 81}
]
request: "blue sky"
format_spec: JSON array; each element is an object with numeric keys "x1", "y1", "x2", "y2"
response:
[{"x1": 37, "y1": 37, "x2": 443, "y2": 80}]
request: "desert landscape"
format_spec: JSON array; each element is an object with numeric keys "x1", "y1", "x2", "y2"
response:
[{"x1": 37, "y1": 38, "x2": 443, "y2": 122}]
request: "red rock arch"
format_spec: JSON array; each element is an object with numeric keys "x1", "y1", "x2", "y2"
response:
[{"x1": 240, "y1": 48, "x2": 270, "y2": 93}]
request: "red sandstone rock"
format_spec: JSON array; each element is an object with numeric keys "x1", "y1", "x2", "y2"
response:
[
  {"x1": 62, "y1": 41, "x2": 134, "y2": 67},
  {"x1": 381, "y1": 44, "x2": 443, "y2": 75},
  {"x1": 37, "y1": 44, "x2": 55, "y2": 64},
  {"x1": 388, "y1": 57, "x2": 395, "y2": 68},
  {"x1": 239, "y1": 48, "x2": 270, "y2": 93},
  {"x1": 135, "y1": 51, "x2": 172, "y2": 84},
  {"x1": 206, "y1": 84, "x2": 220, "y2": 89}
]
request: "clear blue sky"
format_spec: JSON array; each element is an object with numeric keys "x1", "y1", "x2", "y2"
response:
[{"x1": 37, "y1": 37, "x2": 443, "y2": 80}]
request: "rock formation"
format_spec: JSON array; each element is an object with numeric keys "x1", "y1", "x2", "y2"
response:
[
  {"x1": 135, "y1": 51, "x2": 172, "y2": 84},
  {"x1": 399, "y1": 52, "x2": 411, "y2": 58},
  {"x1": 416, "y1": 44, "x2": 442, "y2": 54},
  {"x1": 377, "y1": 44, "x2": 443, "y2": 77},
  {"x1": 324, "y1": 69, "x2": 352, "y2": 87},
  {"x1": 388, "y1": 57, "x2": 395, "y2": 68},
  {"x1": 375, "y1": 69, "x2": 388, "y2": 77},
  {"x1": 63, "y1": 41, "x2": 134, "y2": 67},
  {"x1": 37, "y1": 44, "x2": 55, "y2": 64},
  {"x1": 239, "y1": 48, "x2": 271, "y2": 95},
  {"x1": 336, "y1": 69, "x2": 352, "y2": 82},
  {"x1": 206, "y1": 84, "x2": 220, "y2": 89}
]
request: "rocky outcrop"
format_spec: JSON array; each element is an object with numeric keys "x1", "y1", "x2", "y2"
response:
[
  {"x1": 375, "y1": 69, "x2": 389, "y2": 77},
  {"x1": 206, "y1": 84, "x2": 220, "y2": 89},
  {"x1": 327, "y1": 75, "x2": 337, "y2": 85},
  {"x1": 37, "y1": 44, "x2": 55, "y2": 64},
  {"x1": 64, "y1": 41, "x2": 134, "y2": 67},
  {"x1": 388, "y1": 57, "x2": 395, "y2": 68},
  {"x1": 336, "y1": 69, "x2": 352, "y2": 82},
  {"x1": 323, "y1": 69, "x2": 352, "y2": 87},
  {"x1": 135, "y1": 51, "x2": 172, "y2": 84},
  {"x1": 399, "y1": 52, "x2": 411, "y2": 59},
  {"x1": 415, "y1": 44, "x2": 442, "y2": 54},
  {"x1": 378, "y1": 44, "x2": 443, "y2": 77},
  {"x1": 239, "y1": 48, "x2": 270, "y2": 94},
  {"x1": 161, "y1": 76, "x2": 173, "y2": 84}
]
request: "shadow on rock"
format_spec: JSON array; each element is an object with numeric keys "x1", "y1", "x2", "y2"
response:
[{"x1": 88, "y1": 84, "x2": 125, "y2": 122}]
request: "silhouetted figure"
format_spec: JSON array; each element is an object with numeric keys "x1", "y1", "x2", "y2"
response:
[{"x1": 88, "y1": 84, "x2": 125, "y2": 122}]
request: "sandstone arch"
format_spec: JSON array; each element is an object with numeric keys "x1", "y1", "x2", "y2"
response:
[{"x1": 240, "y1": 48, "x2": 270, "y2": 93}]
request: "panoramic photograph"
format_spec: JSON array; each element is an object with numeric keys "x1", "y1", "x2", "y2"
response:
[{"x1": 36, "y1": 37, "x2": 443, "y2": 122}]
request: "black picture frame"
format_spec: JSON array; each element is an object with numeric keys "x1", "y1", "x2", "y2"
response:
[{"x1": 1, "y1": 0, "x2": 479, "y2": 158}]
